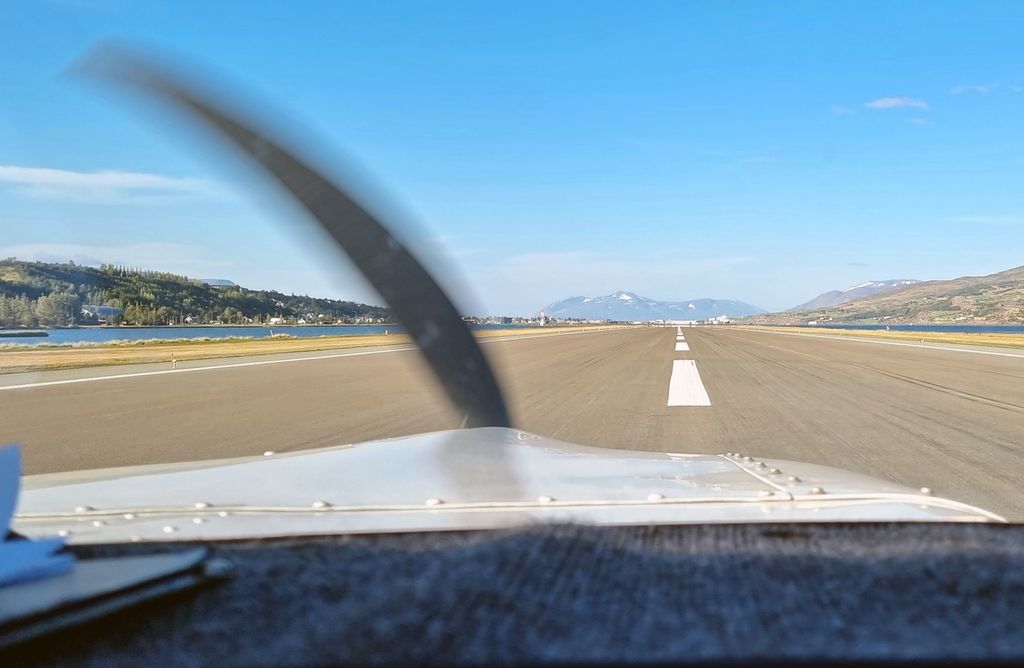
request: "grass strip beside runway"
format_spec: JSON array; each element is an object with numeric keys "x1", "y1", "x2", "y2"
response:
[
  {"x1": 739, "y1": 325, "x2": 1024, "y2": 349},
  {"x1": 0, "y1": 325, "x2": 627, "y2": 374}
]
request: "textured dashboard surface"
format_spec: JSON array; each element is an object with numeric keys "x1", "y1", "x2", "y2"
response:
[{"x1": 10, "y1": 522, "x2": 1024, "y2": 666}]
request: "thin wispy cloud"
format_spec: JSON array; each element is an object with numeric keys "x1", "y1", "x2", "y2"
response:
[
  {"x1": 864, "y1": 97, "x2": 929, "y2": 110},
  {"x1": 830, "y1": 105, "x2": 856, "y2": 115},
  {"x1": 0, "y1": 242, "x2": 230, "y2": 275},
  {"x1": 950, "y1": 83, "x2": 997, "y2": 94},
  {"x1": 0, "y1": 165, "x2": 223, "y2": 204},
  {"x1": 473, "y1": 250, "x2": 756, "y2": 314},
  {"x1": 740, "y1": 146, "x2": 780, "y2": 165},
  {"x1": 947, "y1": 215, "x2": 1024, "y2": 226}
]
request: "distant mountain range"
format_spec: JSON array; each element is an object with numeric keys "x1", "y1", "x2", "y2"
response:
[
  {"x1": 750, "y1": 265, "x2": 1024, "y2": 324},
  {"x1": 543, "y1": 291, "x2": 764, "y2": 321},
  {"x1": 790, "y1": 279, "x2": 921, "y2": 311}
]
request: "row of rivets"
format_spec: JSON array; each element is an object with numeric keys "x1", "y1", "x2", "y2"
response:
[
  {"x1": 60, "y1": 478, "x2": 870, "y2": 533},
  {"x1": 727, "y1": 455, "x2": 939, "y2": 498}
]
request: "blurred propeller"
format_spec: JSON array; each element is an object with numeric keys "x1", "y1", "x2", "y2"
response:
[{"x1": 73, "y1": 45, "x2": 511, "y2": 428}]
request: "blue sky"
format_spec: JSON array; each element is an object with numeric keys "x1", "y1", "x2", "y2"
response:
[{"x1": 2, "y1": 1, "x2": 1024, "y2": 314}]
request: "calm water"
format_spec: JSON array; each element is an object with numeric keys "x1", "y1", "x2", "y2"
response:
[
  {"x1": 0, "y1": 324, "x2": 533, "y2": 346},
  {"x1": 809, "y1": 324, "x2": 1024, "y2": 334}
]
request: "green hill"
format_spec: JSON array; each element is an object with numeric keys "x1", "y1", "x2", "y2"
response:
[
  {"x1": 0, "y1": 258, "x2": 391, "y2": 328},
  {"x1": 748, "y1": 265, "x2": 1024, "y2": 325}
]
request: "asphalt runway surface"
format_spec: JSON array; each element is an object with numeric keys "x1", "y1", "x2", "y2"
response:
[{"x1": 3, "y1": 327, "x2": 1024, "y2": 519}]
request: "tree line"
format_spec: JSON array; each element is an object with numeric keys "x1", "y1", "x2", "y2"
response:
[
  {"x1": 0, "y1": 259, "x2": 391, "y2": 328},
  {"x1": 0, "y1": 293, "x2": 82, "y2": 328}
]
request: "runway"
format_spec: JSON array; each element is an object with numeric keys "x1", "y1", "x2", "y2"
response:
[{"x1": 3, "y1": 326, "x2": 1023, "y2": 519}]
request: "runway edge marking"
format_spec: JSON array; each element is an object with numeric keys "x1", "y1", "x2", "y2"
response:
[{"x1": 0, "y1": 328, "x2": 625, "y2": 392}]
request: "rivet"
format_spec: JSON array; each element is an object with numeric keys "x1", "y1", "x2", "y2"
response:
[
  {"x1": 194, "y1": 502, "x2": 212, "y2": 509},
  {"x1": 203, "y1": 558, "x2": 234, "y2": 578},
  {"x1": 57, "y1": 529, "x2": 71, "y2": 537},
  {"x1": 787, "y1": 476, "x2": 802, "y2": 483},
  {"x1": 755, "y1": 462, "x2": 767, "y2": 469},
  {"x1": 538, "y1": 495, "x2": 555, "y2": 503},
  {"x1": 744, "y1": 457, "x2": 754, "y2": 463},
  {"x1": 91, "y1": 520, "x2": 106, "y2": 527},
  {"x1": 217, "y1": 511, "x2": 230, "y2": 517},
  {"x1": 919, "y1": 487, "x2": 933, "y2": 495},
  {"x1": 192, "y1": 517, "x2": 206, "y2": 524},
  {"x1": 123, "y1": 513, "x2": 136, "y2": 520},
  {"x1": 311, "y1": 500, "x2": 331, "y2": 509},
  {"x1": 162, "y1": 526, "x2": 178, "y2": 533},
  {"x1": 647, "y1": 492, "x2": 665, "y2": 502},
  {"x1": 129, "y1": 536, "x2": 141, "y2": 543},
  {"x1": 808, "y1": 487, "x2": 826, "y2": 495},
  {"x1": 770, "y1": 468, "x2": 782, "y2": 475},
  {"x1": 263, "y1": 451, "x2": 275, "y2": 457},
  {"x1": 425, "y1": 498, "x2": 445, "y2": 506},
  {"x1": 758, "y1": 490, "x2": 774, "y2": 497},
  {"x1": 74, "y1": 505, "x2": 94, "y2": 513}
]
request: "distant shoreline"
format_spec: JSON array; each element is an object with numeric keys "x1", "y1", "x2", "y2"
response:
[
  {"x1": 39, "y1": 323, "x2": 399, "y2": 330},
  {"x1": 0, "y1": 323, "x2": 557, "y2": 349},
  {"x1": 739, "y1": 321, "x2": 1024, "y2": 330}
]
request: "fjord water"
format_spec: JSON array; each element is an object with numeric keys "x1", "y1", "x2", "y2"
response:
[
  {"x1": 0, "y1": 324, "x2": 532, "y2": 346},
  {"x1": 3, "y1": 323, "x2": 1023, "y2": 347}
]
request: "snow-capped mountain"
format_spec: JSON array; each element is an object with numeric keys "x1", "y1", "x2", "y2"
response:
[
  {"x1": 790, "y1": 279, "x2": 922, "y2": 311},
  {"x1": 542, "y1": 291, "x2": 764, "y2": 321}
]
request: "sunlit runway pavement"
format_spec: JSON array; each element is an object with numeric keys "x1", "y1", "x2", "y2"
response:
[{"x1": 3, "y1": 326, "x2": 1024, "y2": 519}]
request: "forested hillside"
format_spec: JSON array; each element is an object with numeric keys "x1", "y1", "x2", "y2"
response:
[
  {"x1": 746, "y1": 264, "x2": 1024, "y2": 325},
  {"x1": 0, "y1": 259, "x2": 391, "y2": 328}
]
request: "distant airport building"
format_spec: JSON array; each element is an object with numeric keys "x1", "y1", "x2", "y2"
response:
[
  {"x1": 199, "y1": 279, "x2": 238, "y2": 288},
  {"x1": 81, "y1": 304, "x2": 125, "y2": 324}
]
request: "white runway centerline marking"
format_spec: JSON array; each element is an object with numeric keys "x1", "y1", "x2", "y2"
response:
[
  {"x1": 667, "y1": 360, "x2": 711, "y2": 406},
  {"x1": 675, "y1": 342, "x2": 690, "y2": 352}
]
